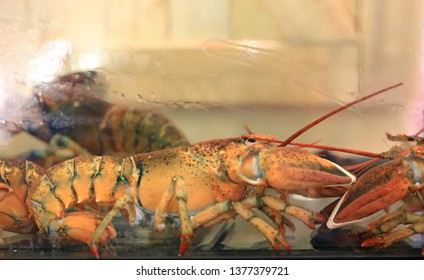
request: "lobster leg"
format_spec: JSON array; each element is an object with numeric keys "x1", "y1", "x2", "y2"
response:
[
  {"x1": 174, "y1": 176, "x2": 194, "y2": 256},
  {"x1": 190, "y1": 196, "x2": 300, "y2": 251},
  {"x1": 48, "y1": 134, "x2": 90, "y2": 156},
  {"x1": 91, "y1": 194, "x2": 136, "y2": 258},
  {"x1": 260, "y1": 195, "x2": 326, "y2": 229},
  {"x1": 146, "y1": 175, "x2": 195, "y2": 256},
  {"x1": 191, "y1": 201, "x2": 232, "y2": 228},
  {"x1": 349, "y1": 194, "x2": 424, "y2": 240},
  {"x1": 194, "y1": 200, "x2": 296, "y2": 236},
  {"x1": 262, "y1": 206, "x2": 297, "y2": 234},
  {"x1": 350, "y1": 210, "x2": 408, "y2": 240},
  {"x1": 30, "y1": 134, "x2": 92, "y2": 168},
  {"x1": 192, "y1": 196, "x2": 290, "y2": 250},
  {"x1": 258, "y1": 192, "x2": 297, "y2": 234},
  {"x1": 231, "y1": 195, "x2": 324, "y2": 251},
  {"x1": 233, "y1": 201, "x2": 285, "y2": 250},
  {"x1": 154, "y1": 178, "x2": 177, "y2": 231},
  {"x1": 189, "y1": 197, "x2": 289, "y2": 250},
  {"x1": 360, "y1": 213, "x2": 424, "y2": 254}
]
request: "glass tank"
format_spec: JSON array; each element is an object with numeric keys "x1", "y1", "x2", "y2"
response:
[{"x1": 0, "y1": 0, "x2": 423, "y2": 259}]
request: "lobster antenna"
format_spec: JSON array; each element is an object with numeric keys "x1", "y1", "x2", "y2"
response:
[
  {"x1": 240, "y1": 134, "x2": 382, "y2": 158},
  {"x1": 414, "y1": 128, "x2": 424, "y2": 137},
  {"x1": 288, "y1": 141, "x2": 381, "y2": 158},
  {"x1": 278, "y1": 83, "x2": 403, "y2": 147}
]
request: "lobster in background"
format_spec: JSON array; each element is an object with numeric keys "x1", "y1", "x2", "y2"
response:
[
  {"x1": 325, "y1": 131, "x2": 424, "y2": 254},
  {"x1": 0, "y1": 83, "x2": 403, "y2": 257},
  {"x1": 1, "y1": 70, "x2": 189, "y2": 168}
]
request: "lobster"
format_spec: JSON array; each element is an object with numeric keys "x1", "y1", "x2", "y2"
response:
[
  {"x1": 0, "y1": 159, "x2": 44, "y2": 236},
  {"x1": 1, "y1": 70, "x2": 189, "y2": 168},
  {"x1": 0, "y1": 83, "x2": 402, "y2": 257},
  {"x1": 325, "y1": 132, "x2": 424, "y2": 254}
]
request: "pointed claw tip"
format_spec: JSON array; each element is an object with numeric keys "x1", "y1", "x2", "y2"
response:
[
  {"x1": 92, "y1": 246, "x2": 100, "y2": 259},
  {"x1": 90, "y1": 242, "x2": 100, "y2": 259},
  {"x1": 178, "y1": 244, "x2": 190, "y2": 256},
  {"x1": 276, "y1": 235, "x2": 291, "y2": 252},
  {"x1": 271, "y1": 245, "x2": 281, "y2": 251},
  {"x1": 361, "y1": 238, "x2": 381, "y2": 248},
  {"x1": 178, "y1": 234, "x2": 193, "y2": 256},
  {"x1": 282, "y1": 242, "x2": 291, "y2": 252}
]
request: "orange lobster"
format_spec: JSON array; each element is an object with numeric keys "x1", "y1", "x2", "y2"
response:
[
  {"x1": 325, "y1": 132, "x2": 424, "y2": 254},
  {"x1": 324, "y1": 130, "x2": 424, "y2": 255},
  {"x1": 0, "y1": 83, "x2": 402, "y2": 257}
]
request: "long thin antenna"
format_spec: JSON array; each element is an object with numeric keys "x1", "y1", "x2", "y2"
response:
[
  {"x1": 278, "y1": 82, "x2": 403, "y2": 147},
  {"x1": 288, "y1": 141, "x2": 381, "y2": 158}
]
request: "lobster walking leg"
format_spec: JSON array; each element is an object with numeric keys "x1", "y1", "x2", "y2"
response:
[
  {"x1": 194, "y1": 202, "x2": 296, "y2": 236},
  {"x1": 190, "y1": 193, "x2": 324, "y2": 252},
  {"x1": 191, "y1": 202, "x2": 233, "y2": 228},
  {"x1": 365, "y1": 194, "x2": 424, "y2": 234},
  {"x1": 91, "y1": 194, "x2": 136, "y2": 258},
  {"x1": 233, "y1": 201, "x2": 284, "y2": 250},
  {"x1": 231, "y1": 196, "x2": 294, "y2": 250},
  {"x1": 48, "y1": 134, "x2": 91, "y2": 155},
  {"x1": 262, "y1": 206, "x2": 297, "y2": 234},
  {"x1": 44, "y1": 134, "x2": 91, "y2": 168},
  {"x1": 175, "y1": 176, "x2": 194, "y2": 256},
  {"x1": 361, "y1": 214, "x2": 424, "y2": 254},
  {"x1": 191, "y1": 196, "x2": 296, "y2": 251},
  {"x1": 242, "y1": 202, "x2": 294, "y2": 251},
  {"x1": 260, "y1": 196, "x2": 326, "y2": 229},
  {"x1": 154, "y1": 178, "x2": 177, "y2": 231},
  {"x1": 357, "y1": 211, "x2": 423, "y2": 239}
]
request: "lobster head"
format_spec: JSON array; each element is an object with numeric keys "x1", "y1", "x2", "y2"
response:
[
  {"x1": 4, "y1": 71, "x2": 110, "y2": 142},
  {"x1": 222, "y1": 142, "x2": 356, "y2": 192}
]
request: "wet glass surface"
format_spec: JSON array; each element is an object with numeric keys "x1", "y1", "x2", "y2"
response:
[
  {"x1": 1, "y1": 217, "x2": 423, "y2": 259},
  {"x1": 1, "y1": 1, "x2": 424, "y2": 261}
]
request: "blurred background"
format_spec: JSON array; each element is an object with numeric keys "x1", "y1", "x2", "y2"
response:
[
  {"x1": 0, "y1": 0, "x2": 422, "y2": 153},
  {"x1": 0, "y1": 0, "x2": 423, "y2": 254}
]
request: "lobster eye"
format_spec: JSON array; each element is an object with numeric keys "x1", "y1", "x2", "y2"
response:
[
  {"x1": 407, "y1": 136, "x2": 416, "y2": 142},
  {"x1": 245, "y1": 137, "x2": 256, "y2": 146}
]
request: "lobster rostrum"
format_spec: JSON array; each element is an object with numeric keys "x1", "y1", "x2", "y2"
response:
[
  {"x1": 325, "y1": 132, "x2": 424, "y2": 254},
  {"x1": 1, "y1": 71, "x2": 189, "y2": 168}
]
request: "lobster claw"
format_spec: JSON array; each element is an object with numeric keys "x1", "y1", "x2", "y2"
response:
[
  {"x1": 326, "y1": 155, "x2": 424, "y2": 229},
  {"x1": 225, "y1": 146, "x2": 356, "y2": 190}
]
